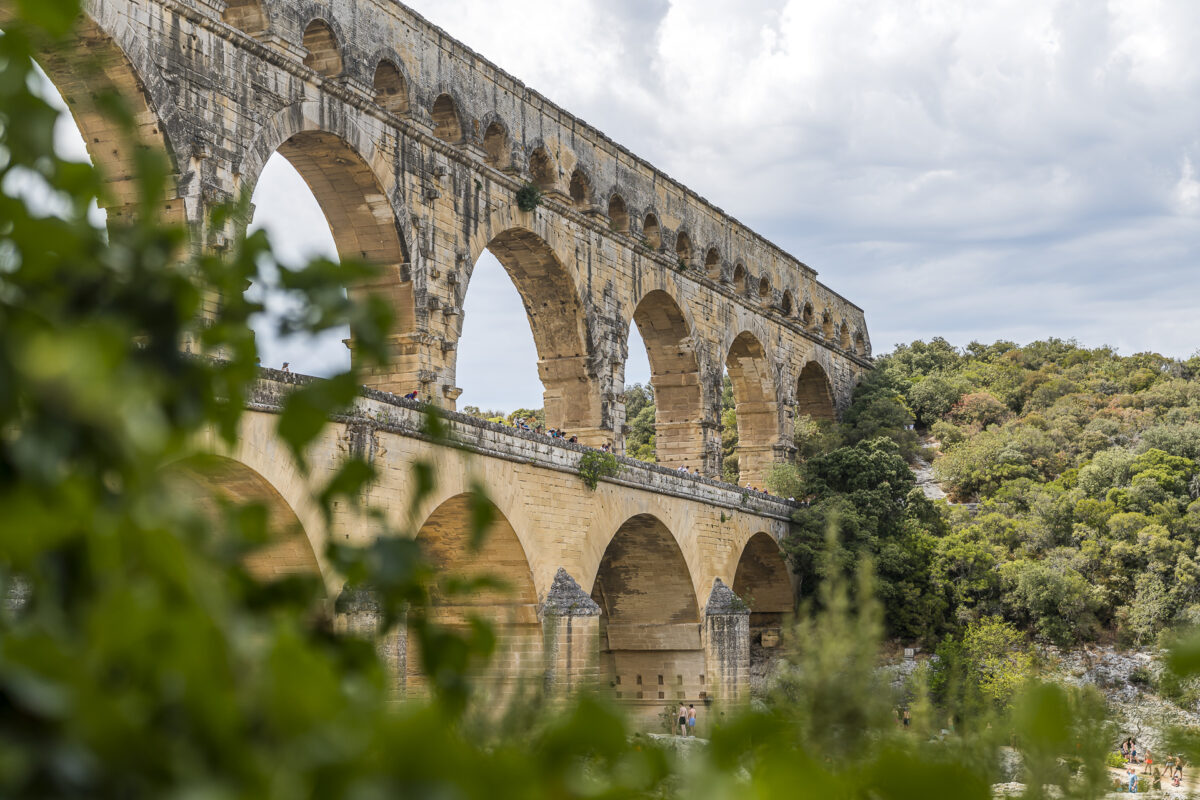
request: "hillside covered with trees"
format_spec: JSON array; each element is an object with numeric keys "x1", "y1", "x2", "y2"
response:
[{"x1": 766, "y1": 338, "x2": 1200, "y2": 649}]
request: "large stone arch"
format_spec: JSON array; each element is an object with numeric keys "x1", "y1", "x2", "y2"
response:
[
  {"x1": 578, "y1": 496, "x2": 704, "y2": 606},
  {"x1": 165, "y1": 454, "x2": 328, "y2": 595},
  {"x1": 589, "y1": 513, "x2": 705, "y2": 721},
  {"x1": 624, "y1": 288, "x2": 707, "y2": 470},
  {"x1": 23, "y1": 11, "x2": 182, "y2": 223},
  {"x1": 237, "y1": 101, "x2": 417, "y2": 393},
  {"x1": 404, "y1": 459, "x2": 550, "y2": 597},
  {"x1": 407, "y1": 492, "x2": 545, "y2": 701},
  {"x1": 731, "y1": 531, "x2": 793, "y2": 689},
  {"x1": 723, "y1": 329, "x2": 782, "y2": 488},
  {"x1": 462, "y1": 209, "x2": 605, "y2": 443},
  {"x1": 796, "y1": 359, "x2": 836, "y2": 422}
]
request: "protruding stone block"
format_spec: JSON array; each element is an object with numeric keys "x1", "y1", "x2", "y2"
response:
[{"x1": 541, "y1": 568, "x2": 600, "y2": 697}]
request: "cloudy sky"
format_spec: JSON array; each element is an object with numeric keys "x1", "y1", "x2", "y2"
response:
[{"x1": 55, "y1": 0, "x2": 1200, "y2": 411}]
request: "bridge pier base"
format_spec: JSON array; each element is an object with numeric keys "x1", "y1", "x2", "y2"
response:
[
  {"x1": 335, "y1": 585, "x2": 407, "y2": 699},
  {"x1": 541, "y1": 569, "x2": 601, "y2": 698},
  {"x1": 702, "y1": 579, "x2": 750, "y2": 711}
]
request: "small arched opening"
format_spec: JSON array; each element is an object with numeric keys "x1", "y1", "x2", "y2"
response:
[
  {"x1": 821, "y1": 311, "x2": 834, "y2": 340},
  {"x1": 801, "y1": 302, "x2": 814, "y2": 328},
  {"x1": 780, "y1": 290, "x2": 794, "y2": 317},
  {"x1": 704, "y1": 248, "x2": 721, "y2": 280},
  {"x1": 529, "y1": 147, "x2": 557, "y2": 193},
  {"x1": 642, "y1": 213, "x2": 661, "y2": 250},
  {"x1": 431, "y1": 93, "x2": 464, "y2": 144},
  {"x1": 483, "y1": 121, "x2": 509, "y2": 169},
  {"x1": 855, "y1": 331, "x2": 867, "y2": 356},
  {"x1": 569, "y1": 168, "x2": 591, "y2": 208},
  {"x1": 838, "y1": 322, "x2": 851, "y2": 350},
  {"x1": 301, "y1": 20, "x2": 343, "y2": 78},
  {"x1": 372, "y1": 60, "x2": 409, "y2": 115},
  {"x1": 675, "y1": 231, "x2": 692, "y2": 268},
  {"x1": 608, "y1": 194, "x2": 629, "y2": 233},
  {"x1": 732, "y1": 263, "x2": 747, "y2": 293},
  {"x1": 757, "y1": 276, "x2": 771, "y2": 305}
]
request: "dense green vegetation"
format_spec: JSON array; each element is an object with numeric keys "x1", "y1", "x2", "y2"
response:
[{"x1": 769, "y1": 338, "x2": 1200, "y2": 648}]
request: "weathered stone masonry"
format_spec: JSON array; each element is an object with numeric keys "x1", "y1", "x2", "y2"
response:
[
  {"x1": 15, "y1": 0, "x2": 878, "y2": 720},
  {"x1": 188, "y1": 372, "x2": 799, "y2": 722},
  {"x1": 20, "y1": 0, "x2": 873, "y2": 489}
]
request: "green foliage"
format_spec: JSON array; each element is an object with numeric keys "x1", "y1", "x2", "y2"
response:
[
  {"x1": 840, "y1": 366, "x2": 920, "y2": 458},
  {"x1": 578, "y1": 449, "x2": 619, "y2": 489},
  {"x1": 932, "y1": 617, "x2": 1035, "y2": 715},
  {"x1": 515, "y1": 182, "x2": 542, "y2": 212},
  {"x1": 763, "y1": 462, "x2": 803, "y2": 498},
  {"x1": 793, "y1": 413, "x2": 844, "y2": 460},
  {"x1": 999, "y1": 559, "x2": 1100, "y2": 645},
  {"x1": 829, "y1": 335, "x2": 1200, "y2": 646},
  {"x1": 764, "y1": 544, "x2": 892, "y2": 761},
  {"x1": 623, "y1": 383, "x2": 656, "y2": 463},
  {"x1": 782, "y1": 437, "x2": 949, "y2": 639},
  {"x1": 720, "y1": 374, "x2": 739, "y2": 483}
]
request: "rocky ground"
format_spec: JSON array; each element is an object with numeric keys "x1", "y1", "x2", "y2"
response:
[{"x1": 1047, "y1": 645, "x2": 1200, "y2": 755}]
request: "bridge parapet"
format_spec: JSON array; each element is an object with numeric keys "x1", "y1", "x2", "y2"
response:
[{"x1": 249, "y1": 369, "x2": 800, "y2": 521}]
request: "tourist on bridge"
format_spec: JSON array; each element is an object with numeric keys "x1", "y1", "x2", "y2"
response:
[{"x1": 677, "y1": 703, "x2": 688, "y2": 737}]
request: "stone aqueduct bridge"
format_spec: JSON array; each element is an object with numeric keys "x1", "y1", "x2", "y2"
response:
[
  {"x1": 189, "y1": 372, "x2": 801, "y2": 718},
  {"x1": 16, "y1": 0, "x2": 879, "y2": 714},
  {"x1": 22, "y1": 0, "x2": 873, "y2": 487}
]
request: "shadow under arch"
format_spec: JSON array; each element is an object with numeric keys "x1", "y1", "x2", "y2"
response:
[
  {"x1": 732, "y1": 531, "x2": 793, "y2": 679},
  {"x1": 589, "y1": 513, "x2": 706, "y2": 722},
  {"x1": 165, "y1": 454, "x2": 326, "y2": 591},
  {"x1": 238, "y1": 103, "x2": 417, "y2": 393},
  {"x1": 461, "y1": 220, "x2": 604, "y2": 443},
  {"x1": 408, "y1": 491, "x2": 544, "y2": 701},
  {"x1": 796, "y1": 360, "x2": 836, "y2": 422},
  {"x1": 626, "y1": 288, "x2": 707, "y2": 470},
  {"x1": 725, "y1": 330, "x2": 782, "y2": 488},
  {"x1": 23, "y1": 12, "x2": 182, "y2": 223}
]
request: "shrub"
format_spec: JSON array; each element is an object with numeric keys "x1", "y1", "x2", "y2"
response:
[
  {"x1": 578, "y1": 449, "x2": 619, "y2": 489},
  {"x1": 764, "y1": 462, "x2": 804, "y2": 498},
  {"x1": 515, "y1": 182, "x2": 543, "y2": 212}
]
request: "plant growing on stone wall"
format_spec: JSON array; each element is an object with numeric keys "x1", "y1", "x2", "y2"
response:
[
  {"x1": 578, "y1": 449, "x2": 619, "y2": 490},
  {"x1": 515, "y1": 182, "x2": 542, "y2": 212}
]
